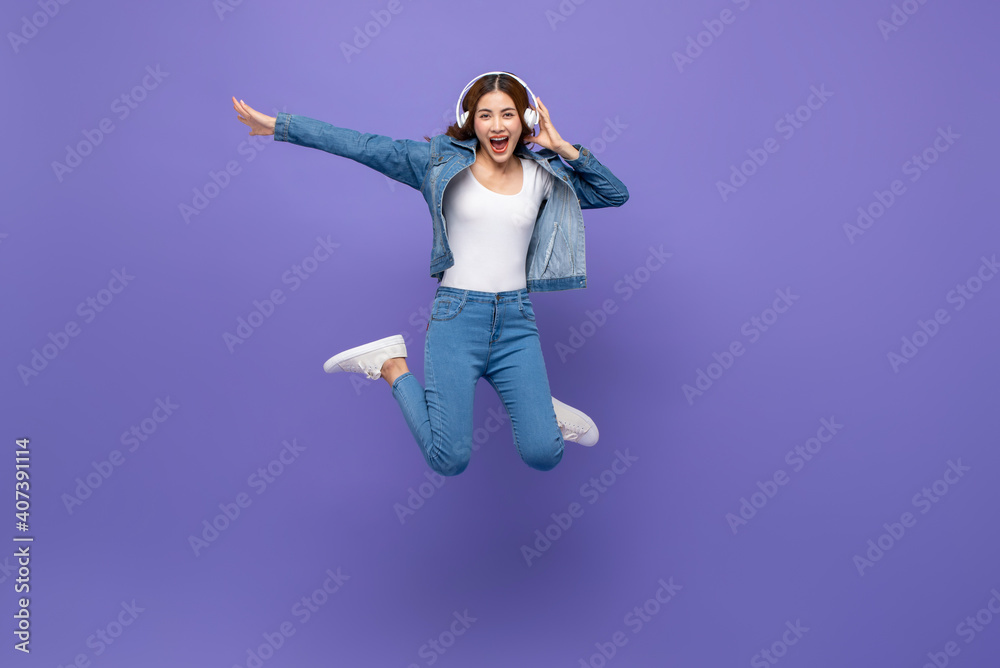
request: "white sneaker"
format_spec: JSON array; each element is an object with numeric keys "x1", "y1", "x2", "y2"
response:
[
  {"x1": 323, "y1": 334, "x2": 407, "y2": 379},
  {"x1": 552, "y1": 397, "x2": 599, "y2": 447}
]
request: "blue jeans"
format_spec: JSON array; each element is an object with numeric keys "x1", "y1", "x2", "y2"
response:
[{"x1": 391, "y1": 287, "x2": 565, "y2": 476}]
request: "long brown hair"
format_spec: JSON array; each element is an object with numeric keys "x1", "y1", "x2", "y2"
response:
[{"x1": 423, "y1": 73, "x2": 534, "y2": 143}]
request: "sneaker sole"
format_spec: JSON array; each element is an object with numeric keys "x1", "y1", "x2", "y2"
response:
[{"x1": 323, "y1": 334, "x2": 406, "y2": 374}]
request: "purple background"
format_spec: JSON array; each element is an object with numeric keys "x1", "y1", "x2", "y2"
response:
[{"x1": 3, "y1": 0, "x2": 999, "y2": 666}]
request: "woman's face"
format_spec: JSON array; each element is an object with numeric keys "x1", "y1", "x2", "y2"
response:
[{"x1": 473, "y1": 90, "x2": 522, "y2": 165}]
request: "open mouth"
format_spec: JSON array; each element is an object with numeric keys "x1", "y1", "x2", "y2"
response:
[{"x1": 489, "y1": 136, "x2": 509, "y2": 153}]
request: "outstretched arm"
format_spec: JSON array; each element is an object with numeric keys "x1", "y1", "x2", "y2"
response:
[
  {"x1": 525, "y1": 97, "x2": 628, "y2": 209},
  {"x1": 232, "y1": 98, "x2": 430, "y2": 191}
]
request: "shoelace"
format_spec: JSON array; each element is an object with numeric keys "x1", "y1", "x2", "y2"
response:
[
  {"x1": 352, "y1": 361, "x2": 382, "y2": 380},
  {"x1": 556, "y1": 417, "x2": 588, "y2": 440}
]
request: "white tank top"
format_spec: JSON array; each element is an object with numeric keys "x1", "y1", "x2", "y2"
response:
[{"x1": 440, "y1": 157, "x2": 555, "y2": 292}]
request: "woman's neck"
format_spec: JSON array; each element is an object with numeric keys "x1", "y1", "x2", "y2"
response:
[{"x1": 474, "y1": 149, "x2": 521, "y2": 176}]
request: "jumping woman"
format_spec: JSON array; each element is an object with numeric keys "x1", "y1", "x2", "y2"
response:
[{"x1": 231, "y1": 71, "x2": 629, "y2": 476}]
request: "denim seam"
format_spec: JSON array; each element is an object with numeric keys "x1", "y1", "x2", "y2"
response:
[
  {"x1": 493, "y1": 302, "x2": 505, "y2": 342},
  {"x1": 277, "y1": 113, "x2": 290, "y2": 142},
  {"x1": 392, "y1": 371, "x2": 440, "y2": 468},
  {"x1": 485, "y1": 375, "x2": 524, "y2": 463},
  {"x1": 422, "y1": 326, "x2": 444, "y2": 467},
  {"x1": 483, "y1": 329, "x2": 494, "y2": 373}
]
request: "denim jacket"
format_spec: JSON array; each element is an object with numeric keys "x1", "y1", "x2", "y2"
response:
[{"x1": 273, "y1": 112, "x2": 629, "y2": 292}]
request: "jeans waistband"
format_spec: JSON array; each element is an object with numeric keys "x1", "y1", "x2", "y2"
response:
[{"x1": 435, "y1": 286, "x2": 529, "y2": 304}]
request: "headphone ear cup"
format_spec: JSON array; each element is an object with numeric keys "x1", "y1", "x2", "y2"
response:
[
  {"x1": 458, "y1": 111, "x2": 468, "y2": 127},
  {"x1": 524, "y1": 108, "x2": 538, "y2": 128}
]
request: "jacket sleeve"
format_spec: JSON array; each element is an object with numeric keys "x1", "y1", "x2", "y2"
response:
[
  {"x1": 560, "y1": 145, "x2": 629, "y2": 209},
  {"x1": 273, "y1": 112, "x2": 431, "y2": 191}
]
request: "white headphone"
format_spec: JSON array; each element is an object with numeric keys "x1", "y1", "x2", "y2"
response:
[{"x1": 455, "y1": 71, "x2": 539, "y2": 129}]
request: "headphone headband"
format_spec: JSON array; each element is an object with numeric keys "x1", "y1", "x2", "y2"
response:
[{"x1": 455, "y1": 71, "x2": 539, "y2": 129}]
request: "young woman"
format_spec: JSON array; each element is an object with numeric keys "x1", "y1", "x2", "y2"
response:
[{"x1": 232, "y1": 71, "x2": 628, "y2": 476}]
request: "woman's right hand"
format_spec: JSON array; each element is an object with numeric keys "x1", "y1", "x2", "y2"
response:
[{"x1": 232, "y1": 96, "x2": 276, "y2": 136}]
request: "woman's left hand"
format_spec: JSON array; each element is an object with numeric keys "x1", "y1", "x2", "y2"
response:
[{"x1": 522, "y1": 97, "x2": 566, "y2": 152}]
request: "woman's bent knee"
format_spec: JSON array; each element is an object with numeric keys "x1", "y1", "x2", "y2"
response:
[
  {"x1": 428, "y1": 449, "x2": 471, "y2": 477},
  {"x1": 522, "y1": 441, "x2": 564, "y2": 472}
]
